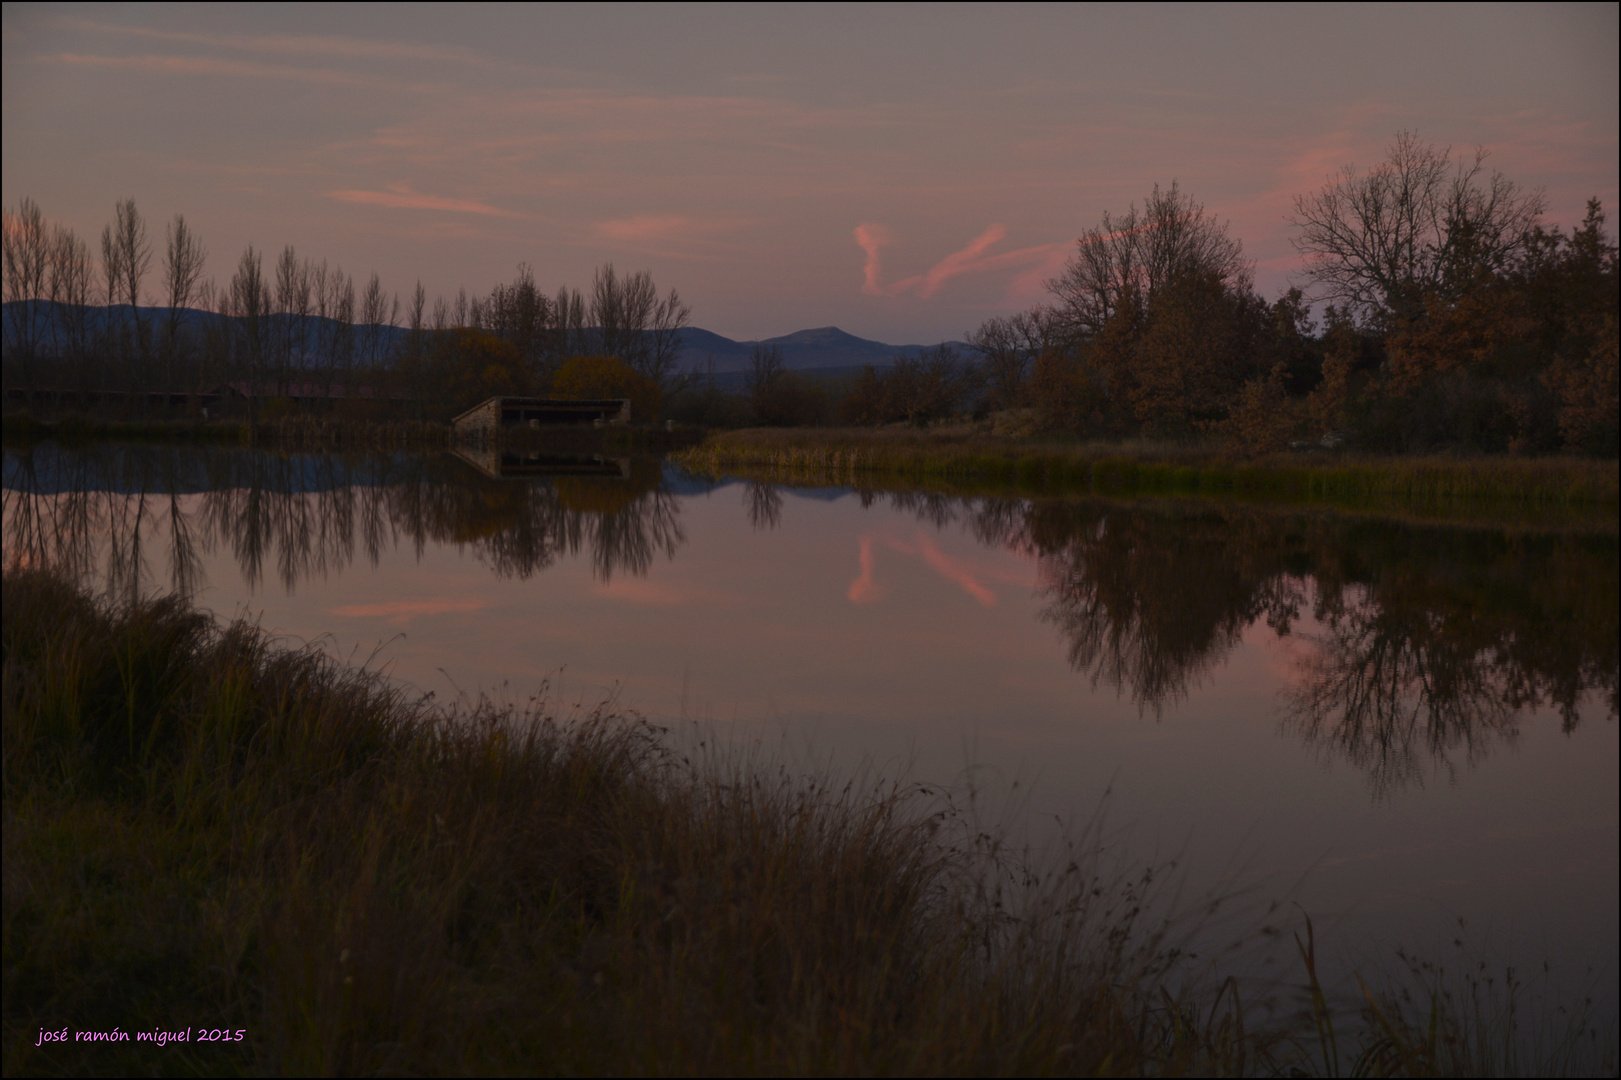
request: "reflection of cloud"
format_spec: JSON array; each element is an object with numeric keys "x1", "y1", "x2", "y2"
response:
[
  {"x1": 328, "y1": 599, "x2": 487, "y2": 626},
  {"x1": 849, "y1": 531, "x2": 1013, "y2": 606},
  {"x1": 593, "y1": 579, "x2": 704, "y2": 606},
  {"x1": 914, "y1": 534, "x2": 997, "y2": 607},
  {"x1": 848, "y1": 535, "x2": 884, "y2": 602},
  {"x1": 325, "y1": 183, "x2": 515, "y2": 216}
]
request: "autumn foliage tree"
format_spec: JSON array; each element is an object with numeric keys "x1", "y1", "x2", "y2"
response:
[{"x1": 551, "y1": 354, "x2": 661, "y2": 424}]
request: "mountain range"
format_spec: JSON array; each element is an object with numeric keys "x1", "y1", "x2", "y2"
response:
[{"x1": 2, "y1": 302, "x2": 953, "y2": 373}]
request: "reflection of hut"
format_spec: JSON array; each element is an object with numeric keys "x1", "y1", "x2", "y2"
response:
[
  {"x1": 451, "y1": 397, "x2": 630, "y2": 437},
  {"x1": 452, "y1": 446, "x2": 632, "y2": 480}
]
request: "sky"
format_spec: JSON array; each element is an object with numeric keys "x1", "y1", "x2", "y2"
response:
[{"x1": 3, "y1": 3, "x2": 1617, "y2": 344}]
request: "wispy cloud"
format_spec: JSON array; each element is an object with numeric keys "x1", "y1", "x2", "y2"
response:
[
  {"x1": 857, "y1": 223, "x2": 1069, "y2": 300},
  {"x1": 854, "y1": 223, "x2": 890, "y2": 296},
  {"x1": 325, "y1": 182, "x2": 516, "y2": 216},
  {"x1": 56, "y1": 16, "x2": 498, "y2": 68},
  {"x1": 48, "y1": 50, "x2": 429, "y2": 91}
]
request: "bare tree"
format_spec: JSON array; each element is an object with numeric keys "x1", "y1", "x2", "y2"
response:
[
  {"x1": 745, "y1": 342, "x2": 785, "y2": 397},
  {"x1": 359, "y1": 272, "x2": 395, "y2": 368},
  {"x1": 332, "y1": 268, "x2": 356, "y2": 398},
  {"x1": 102, "y1": 199, "x2": 152, "y2": 367},
  {"x1": 161, "y1": 214, "x2": 207, "y2": 390},
  {"x1": 2, "y1": 198, "x2": 52, "y2": 393},
  {"x1": 227, "y1": 246, "x2": 269, "y2": 410},
  {"x1": 967, "y1": 307, "x2": 1057, "y2": 409},
  {"x1": 52, "y1": 224, "x2": 94, "y2": 368},
  {"x1": 1047, "y1": 181, "x2": 1249, "y2": 338},
  {"x1": 589, "y1": 262, "x2": 691, "y2": 390},
  {"x1": 1289, "y1": 131, "x2": 1545, "y2": 322}
]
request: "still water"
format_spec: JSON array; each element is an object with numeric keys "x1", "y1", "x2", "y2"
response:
[{"x1": 5, "y1": 442, "x2": 1617, "y2": 1003}]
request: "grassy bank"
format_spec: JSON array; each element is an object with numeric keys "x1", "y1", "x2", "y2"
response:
[
  {"x1": 2, "y1": 572, "x2": 1609, "y2": 1076},
  {"x1": 676, "y1": 428, "x2": 1621, "y2": 509}
]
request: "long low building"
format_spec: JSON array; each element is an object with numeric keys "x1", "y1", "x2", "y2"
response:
[{"x1": 450, "y1": 396, "x2": 631, "y2": 436}]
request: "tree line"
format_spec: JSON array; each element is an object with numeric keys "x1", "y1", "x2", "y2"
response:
[
  {"x1": 5, "y1": 131, "x2": 1616, "y2": 452},
  {"x1": 712, "y1": 132, "x2": 1615, "y2": 456},
  {"x1": 1, "y1": 199, "x2": 689, "y2": 421},
  {"x1": 961, "y1": 132, "x2": 1617, "y2": 455}
]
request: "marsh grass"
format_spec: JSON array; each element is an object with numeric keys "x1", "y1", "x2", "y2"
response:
[
  {"x1": 2, "y1": 571, "x2": 1613, "y2": 1076},
  {"x1": 675, "y1": 429, "x2": 1621, "y2": 514}
]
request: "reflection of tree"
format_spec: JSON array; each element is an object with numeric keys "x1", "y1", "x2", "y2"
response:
[
  {"x1": 1286, "y1": 591, "x2": 1517, "y2": 794},
  {"x1": 1020, "y1": 503, "x2": 1304, "y2": 716},
  {"x1": 854, "y1": 484, "x2": 1616, "y2": 792},
  {"x1": 743, "y1": 482, "x2": 782, "y2": 531},
  {"x1": 2, "y1": 445, "x2": 684, "y2": 598},
  {"x1": 1284, "y1": 528, "x2": 1619, "y2": 795}
]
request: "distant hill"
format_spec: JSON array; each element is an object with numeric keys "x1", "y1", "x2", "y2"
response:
[
  {"x1": 3, "y1": 302, "x2": 951, "y2": 374},
  {"x1": 673, "y1": 324, "x2": 952, "y2": 373}
]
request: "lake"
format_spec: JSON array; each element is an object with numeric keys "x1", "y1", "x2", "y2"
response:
[{"x1": 5, "y1": 441, "x2": 1616, "y2": 1011}]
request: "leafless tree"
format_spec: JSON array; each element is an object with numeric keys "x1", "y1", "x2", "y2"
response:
[
  {"x1": 1289, "y1": 131, "x2": 1545, "y2": 322},
  {"x1": 745, "y1": 342, "x2": 785, "y2": 398},
  {"x1": 227, "y1": 246, "x2": 269, "y2": 408},
  {"x1": 52, "y1": 224, "x2": 94, "y2": 366},
  {"x1": 359, "y1": 272, "x2": 396, "y2": 368},
  {"x1": 2, "y1": 198, "x2": 52, "y2": 392},
  {"x1": 589, "y1": 262, "x2": 691, "y2": 390},
  {"x1": 1047, "y1": 181, "x2": 1250, "y2": 338},
  {"x1": 332, "y1": 268, "x2": 356, "y2": 397},
  {"x1": 161, "y1": 214, "x2": 207, "y2": 388},
  {"x1": 967, "y1": 307, "x2": 1057, "y2": 408},
  {"x1": 102, "y1": 199, "x2": 152, "y2": 366}
]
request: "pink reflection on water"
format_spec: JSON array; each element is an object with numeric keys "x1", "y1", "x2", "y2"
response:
[
  {"x1": 849, "y1": 530, "x2": 1037, "y2": 607},
  {"x1": 848, "y1": 535, "x2": 885, "y2": 603},
  {"x1": 328, "y1": 599, "x2": 487, "y2": 626},
  {"x1": 913, "y1": 533, "x2": 997, "y2": 607}
]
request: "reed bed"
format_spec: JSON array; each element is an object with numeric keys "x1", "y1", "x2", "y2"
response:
[
  {"x1": 675, "y1": 429, "x2": 1621, "y2": 509},
  {"x1": 2, "y1": 570, "x2": 1611, "y2": 1076}
]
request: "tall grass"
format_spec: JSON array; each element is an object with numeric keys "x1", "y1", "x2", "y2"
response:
[
  {"x1": 3, "y1": 571, "x2": 1612, "y2": 1075},
  {"x1": 675, "y1": 428, "x2": 1621, "y2": 510}
]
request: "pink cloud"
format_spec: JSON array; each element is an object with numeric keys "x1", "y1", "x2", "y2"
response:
[
  {"x1": 856, "y1": 223, "x2": 1069, "y2": 300},
  {"x1": 51, "y1": 51, "x2": 413, "y2": 89},
  {"x1": 854, "y1": 223, "x2": 890, "y2": 296},
  {"x1": 58, "y1": 17, "x2": 495, "y2": 67},
  {"x1": 325, "y1": 182, "x2": 514, "y2": 216}
]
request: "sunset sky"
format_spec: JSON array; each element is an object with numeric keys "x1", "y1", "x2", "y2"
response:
[{"x1": 3, "y1": 3, "x2": 1617, "y2": 344}]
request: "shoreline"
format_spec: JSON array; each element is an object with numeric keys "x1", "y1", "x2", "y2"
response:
[{"x1": 674, "y1": 427, "x2": 1621, "y2": 509}]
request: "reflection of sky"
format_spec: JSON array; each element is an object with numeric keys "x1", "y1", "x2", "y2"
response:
[{"x1": 5, "y1": 479, "x2": 1617, "y2": 1007}]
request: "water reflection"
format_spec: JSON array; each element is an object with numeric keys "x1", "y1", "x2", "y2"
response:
[
  {"x1": 824, "y1": 488, "x2": 1615, "y2": 795},
  {"x1": 2, "y1": 443, "x2": 681, "y2": 595},
  {"x1": 4, "y1": 444, "x2": 1615, "y2": 795}
]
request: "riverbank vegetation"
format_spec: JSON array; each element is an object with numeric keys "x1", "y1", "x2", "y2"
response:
[
  {"x1": 5, "y1": 569, "x2": 1610, "y2": 1076},
  {"x1": 677, "y1": 427, "x2": 1620, "y2": 511}
]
